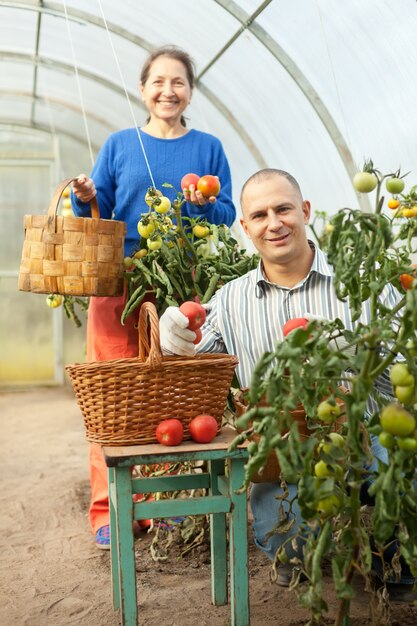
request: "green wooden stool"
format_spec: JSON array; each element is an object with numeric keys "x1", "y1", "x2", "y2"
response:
[{"x1": 103, "y1": 427, "x2": 250, "y2": 626}]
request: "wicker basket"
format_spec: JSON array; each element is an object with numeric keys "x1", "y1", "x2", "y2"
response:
[
  {"x1": 66, "y1": 301, "x2": 239, "y2": 445},
  {"x1": 18, "y1": 177, "x2": 126, "y2": 296}
]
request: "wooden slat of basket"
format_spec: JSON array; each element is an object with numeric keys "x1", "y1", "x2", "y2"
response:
[{"x1": 66, "y1": 302, "x2": 239, "y2": 446}]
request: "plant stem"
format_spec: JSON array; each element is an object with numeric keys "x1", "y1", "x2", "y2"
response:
[{"x1": 173, "y1": 199, "x2": 198, "y2": 265}]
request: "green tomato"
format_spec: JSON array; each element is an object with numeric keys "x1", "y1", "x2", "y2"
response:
[
  {"x1": 394, "y1": 385, "x2": 415, "y2": 405},
  {"x1": 390, "y1": 363, "x2": 414, "y2": 387},
  {"x1": 378, "y1": 431, "x2": 395, "y2": 449},
  {"x1": 316, "y1": 400, "x2": 342, "y2": 424},
  {"x1": 46, "y1": 294, "x2": 63, "y2": 308},
  {"x1": 147, "y1": 237, "x2": 162, "y2": 251},
  {"x1": 318, "y1": 432, "x2": 346, "y2": 455},
  {"x1": 380, "y1": 403, "x2": 416, "y2": 437},
  {"x1": 123, "y1": 256, "x2": 134, "y2": 269},
  {"x1": 145, "y1": 187, "x2": 162, "y2": 206},
  {"x1": 397, "y1": 437, "x2": 417, "y2": 452},
  {"x1": 406, "y1": 339, "x2": 417, "y2": 357},
  {"x1": 154, "y1": 196, "x2": 171, "y2": 214},
  {"x1": 316, "y1": 494, "x2": 341, "y2": 518},
  {"x1": 314, "y1": 460, "x2": 343, "y2": 480},
  {"x1": 385, "y1": 177, "x2": 405, "y2": 194},
  {"x1": 353, "y1": 172, "x2": 378, "y2": 193},
  {"x1": 137, "y1": 220, "x2": 155, "y2": 238}
]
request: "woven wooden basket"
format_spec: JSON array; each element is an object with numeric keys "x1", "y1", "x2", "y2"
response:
[
  {"x1": 66, "y1": 301, "x2": 239, "y2": 445},
  {"x1": 18, "y1": 177, "x2": 126, "y2": 296}
]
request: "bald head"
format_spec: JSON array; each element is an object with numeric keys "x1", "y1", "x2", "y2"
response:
[{"x1": 240, "y1": 169, "x2": 303, "y2": 215}]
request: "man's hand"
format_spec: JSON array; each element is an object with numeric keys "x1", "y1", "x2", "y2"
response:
[
  {"x1": 160, "y1": 306, "x2": 198, "y2": 356},
  {"x1": 72, "y1": 174, "x2": 96, "y2": 203}
]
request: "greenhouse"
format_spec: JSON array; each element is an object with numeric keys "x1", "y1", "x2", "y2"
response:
[{"x1": 2, "y1": 1, "x2": 417, "y2": 625}]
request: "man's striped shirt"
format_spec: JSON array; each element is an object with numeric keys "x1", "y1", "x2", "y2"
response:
[{"x1": 198, "y1": 242, "x2": 401, "y2": 416}]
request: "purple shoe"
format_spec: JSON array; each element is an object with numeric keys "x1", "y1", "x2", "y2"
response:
[{"x1": 95, "y1": 524, "x2": 110, "y2": 550}]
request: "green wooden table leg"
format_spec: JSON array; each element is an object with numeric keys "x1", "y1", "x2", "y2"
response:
[
  {"x1": 109, "y1": 467, "x2": 120, "y2": 611},
  {"x1": 228, "y1": 457, "x2": 249, "y2": 626},
  {"x1": 114, "y1": 466, "x2": 137, "y2": 626},
  {"x1": 209, "y1": 459, "x2": 228, "y2": 606}
]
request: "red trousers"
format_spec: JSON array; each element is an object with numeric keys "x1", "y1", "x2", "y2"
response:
[{"x1": 87, "y1": 293, "x2": 140, "y2": 534}]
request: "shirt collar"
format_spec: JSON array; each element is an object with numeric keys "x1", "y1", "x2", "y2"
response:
[{"x1": 255, "y1": 240, "x2": 332, "y2": 294}]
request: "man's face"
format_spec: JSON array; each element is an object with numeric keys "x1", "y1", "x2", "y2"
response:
[{"x1": 240, "y1": 175, "x2": 311, "y2": 268}]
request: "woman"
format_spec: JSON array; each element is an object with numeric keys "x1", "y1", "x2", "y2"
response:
[{"x1": 71, "y1": 45, "x2": 236, "y2": 549}]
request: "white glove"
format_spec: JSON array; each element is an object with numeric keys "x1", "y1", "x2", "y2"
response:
[
  {"x1": 160, "y1": 306, "x2": 197, "y2": 356},
  {"x1": 304, "y1": 313, "x2": 356, "y2": 357}
]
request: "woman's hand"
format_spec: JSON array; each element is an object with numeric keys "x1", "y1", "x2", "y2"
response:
[
  {"x1": 183, "y1": 180, "x2": 218, "y2": 206},
  {"x1": 72, "y1": 174, "x2": 96, "y2": 203}
]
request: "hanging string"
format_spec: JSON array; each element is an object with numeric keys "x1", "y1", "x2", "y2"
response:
[
  {"x1": 62, "y1": 0, "x2": 95, "y2": 167},
  {"x1": 95, "y1": 0, "x2": 156, "y2": 188},
  {"x1": 314, "y1": 0, "x2": 353, "y2": 155}
]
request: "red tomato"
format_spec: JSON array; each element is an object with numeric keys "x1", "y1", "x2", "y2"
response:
[
  {"x1": 197, "y1": 175, "x2": 221, "y2": 198},
  {"x1": 400, "y1": 264, "x2": 417, "y2": 291},
  {"x1": 155, "y1": 419, "x2": 184, "y2": 446},
  {"x1": 189, "y1": 415, "x2": 218, "y2": 443},
  {"x1": 193, "y1": 328, "x2": 202, "y2": 345},
  {"x1": 179, "y1": 301, "x2": 207, "y2": 331},
  {"x1": 181, "y1": 173, "x2": 200, "y2": 191},
  {"x1": 282, "y1": 317, "x2": 309, "y2": 337}
]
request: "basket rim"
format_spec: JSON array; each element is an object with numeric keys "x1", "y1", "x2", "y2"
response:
[{"x1": 66, "y1": 352, "x2": 239, "y2": 372}]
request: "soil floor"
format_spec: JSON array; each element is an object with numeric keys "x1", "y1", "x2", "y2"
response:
[{"x1": 1, "y1": 387, "x2": 417, "y2": 626}]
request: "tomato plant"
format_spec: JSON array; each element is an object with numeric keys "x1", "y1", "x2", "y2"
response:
[
  {"x1": 121, "y1": 184, "x2": 258, "y2": 323},
  {"x1": 197, "y1": 175, "x2": 221, "y2": 198},
  {"x1": 181, "y1": 172, "x2": 200, "y2": 191},
  {"x1": 179, "y1": 301, "x2": 206, "y2": 331},
  {"x1": 189, "y1": 414, "x2": 218, "y2": 443},
  {"x1": 229, "y1": 162, "x2": 417, "y2": 625},
  {"x1": 155, "y1": 419, "x2": 184, "y2": 446}
]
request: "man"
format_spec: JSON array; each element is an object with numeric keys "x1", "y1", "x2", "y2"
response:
[{"x1": 160, "y1": 168, "x2": 413, "y2": 593}]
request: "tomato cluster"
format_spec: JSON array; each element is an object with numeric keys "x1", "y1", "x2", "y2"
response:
[
  {"x1": 155, "y1": 414, "x2": 218, "y2": 446},
  {"x1": 180, "y1": 173, "x2": 221, "y2": 198},
  {"x1": 378, "y1": 363, "x2": 417, "y2": 451},
  {"x1": 313, "y1": 430, "x2": 346, "y2": 518}
]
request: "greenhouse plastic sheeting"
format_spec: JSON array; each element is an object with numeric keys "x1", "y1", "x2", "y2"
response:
[{"x1": 1, "y1": 0, "x2": 417, "y2": 217}]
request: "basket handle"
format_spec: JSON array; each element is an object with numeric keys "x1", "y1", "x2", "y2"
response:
[
  {"x1": 138, "y1": 301, "x2": 163, "y2": 367},
  {"x1": 47, "y1": 178, "x2": 100, "y2": 219}
]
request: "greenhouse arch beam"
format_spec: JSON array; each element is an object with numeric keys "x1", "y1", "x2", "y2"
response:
[
  {"x1": 0, "y1": 51, "x2": 145, "y2": 110},
  {"x1": 0, "y1": 120, "x2": 101, "y2": 152},
  {"x1": 1, "y1": 90, "x2": 118, "y2": 133},
  {"x1": 212, "y1": 0, "x2": 370, "y2": 210}
]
